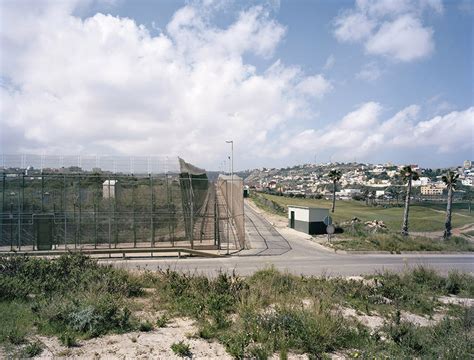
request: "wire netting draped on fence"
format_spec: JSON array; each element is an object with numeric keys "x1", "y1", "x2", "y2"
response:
[
  {"x1": 178, "y1": 158, "x2": 210, "y2": 245},
  {"x1": 217, "y1": 175, "x2": 245, "y2": 250}
]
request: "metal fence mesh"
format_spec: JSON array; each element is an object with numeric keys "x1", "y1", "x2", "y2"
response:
[
  {"x1": 0, "y1": 156, "x2": 235, "y2": 252},
  {"x1": 217, "y1": 175, "x2": 245, "y2": 250}
]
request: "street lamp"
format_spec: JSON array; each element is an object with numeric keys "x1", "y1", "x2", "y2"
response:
[{"x1": 225, "y1": 140, "x2": 233, "y2": 255}]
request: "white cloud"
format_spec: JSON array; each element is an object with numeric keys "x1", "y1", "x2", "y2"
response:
[
  {"x1": 0, "y1": 1, "x2": 331, "y2": 168},
  {"x1": 295, "y1": 75, "x2": 333, "y2": 98},
  {"x1": 333, "y1": 12, "x2": 376, "y2": 42},
  {"x1": 286, "y1": 103, "x2": 474, "y2": 161},
  {"x1": 365, "y1": 15, "x2": 434, "y2": 61},
  {"x1": 323, "y1": 54, "x2": 335, "y2": 70},
  {"x1": 333, "y1": 0, "x2": 440, "y2": 62},
  {"x1": 339, "y1": 102, "x2": 382, "y2": 130},
  {"x1": 355, "y1": 61, "x2": 383, "y2": 81}
]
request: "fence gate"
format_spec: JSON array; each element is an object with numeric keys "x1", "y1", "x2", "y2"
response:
[{"x1": 34, "y1": 214, "x2": 54, "y2": 250}]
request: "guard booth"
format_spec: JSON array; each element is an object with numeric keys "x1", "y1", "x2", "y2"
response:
[
  {"x1": 288, "y1": 205, "x2": 329, "y2": 235},
  {"x1": 34, "y1": 214, "x2": 54, "y2": 250}
]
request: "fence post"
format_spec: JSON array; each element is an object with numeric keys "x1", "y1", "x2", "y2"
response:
[
  {"x1": 78, "y1": 180, "x2": 82, "y2": 247},
  {"x1": 20, "y1": 172, "x2": 24, "y2": 250},
  {"x1": 1, "y1": 173, "x2": 5, "y2": 249},
  {"x1": 41, "y1": 171, "x2": 44, "y2": 212},
  {"x1": 133, "y1": 178, "x2": 137, "y2": 248},
  {"x1": 63, "y1": 175, "x2": 67, "y2": 249},
  {"x1": 108, "y1": 175, "x2": 112, "y2": 249},
  {"x1": 150, "y1": 174, "x2": 155, "y2": 247},
  {"x1": 189, "y1": 174, "x2": 194, "y2": 249}
]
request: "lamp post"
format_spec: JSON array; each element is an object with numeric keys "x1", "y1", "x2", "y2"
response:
[{"x1": 225, "y1": 140, "x2": 233, "y2": 255}]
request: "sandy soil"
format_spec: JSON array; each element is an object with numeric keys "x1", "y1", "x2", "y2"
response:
[{"x1": 34, "y1": 318, "x2": 231, "y2": 360}]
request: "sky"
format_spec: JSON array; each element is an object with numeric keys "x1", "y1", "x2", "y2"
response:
[{"x1": 0, "y1": 0, "x2": 473, "y2": 171}]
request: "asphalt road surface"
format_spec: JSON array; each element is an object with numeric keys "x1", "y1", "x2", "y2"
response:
[{"x1": 106, "y1": 203, "x2": 474, "y2": 277}]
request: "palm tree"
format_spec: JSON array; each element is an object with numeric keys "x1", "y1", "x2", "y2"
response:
[
  {"x1": 442, "y1": 171, "x2": 459, "y2": 239},
  {"x1": 400, "y1": 166, "x2": 419, "y2": 236},
  {"x1": 328, "y1": 169, "x2": 342, "y2": 213}
]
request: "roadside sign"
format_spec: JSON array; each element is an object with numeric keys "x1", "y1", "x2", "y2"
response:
[
  {"x1": 324, "y1": 216, "x2": 332, "y2": 226},
  {"x1": 326, "y1": 224, "x2": 335, "y2": 234}
]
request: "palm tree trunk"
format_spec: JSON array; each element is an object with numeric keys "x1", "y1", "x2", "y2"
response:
[
  {"x1": 443, "y1": 186, "x2": 453, "y2": 239},
  {"x1": 331, "y1": 180, "x2": 336, "y2": 213},
  {"x1": 401, "y1": 178, "x2": 411, "y2": 236}
]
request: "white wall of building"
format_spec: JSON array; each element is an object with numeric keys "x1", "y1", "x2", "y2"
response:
[
  {"x1": 288, "y1": 206, "x2": 309, "y2": 222},
  {"x1": 288, "y1": 206, "x2": 329, "y2": 222}
]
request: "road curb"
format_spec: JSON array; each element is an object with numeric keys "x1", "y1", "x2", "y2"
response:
[{"x1": 339, "y1": 250, "x2": 474, "y2": 255}]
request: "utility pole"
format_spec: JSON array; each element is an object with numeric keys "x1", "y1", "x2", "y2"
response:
[{"x1": 225, "y1": 140, "x2": 233, "y2": 254}]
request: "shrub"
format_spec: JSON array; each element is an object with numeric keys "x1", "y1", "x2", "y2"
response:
[
  {"x1": 156, "y1": 314, "x2": 169, "y2": 328},
  {"x1": 386, "y1": 321, "x2": 425, "y2": 354},
  {"x1": 22, "y1": 341, "x2": 43, "y2": 357},
  {"x1": 7, "y1": 328, "x2": 27, "y2": 345},
  {"x1": 158, "y1": 270, "x2": 246, "y2": 323},
  {"x1": 37, "y1": 293, "x2": 134, "y2": 338},
  {"x1": 248, "y1": 344, "x2": 270, "y2": 360},
  {"x1": 220, "y1": 307, "x2": 363, "y2": 358},
  {"x1": 0, "y1": 302, "x2": 34, "y2": 345},
  {"x1": 59, "y1": 332, "x2": 77, "y2": 347},
  {"x1": 171, "y1": 341, "x2": 192, "y2": 357},
  {"x1": 139, "y1": 321, "x2": 153, "y2": 332},
  {"x1": 0, "y1": 254, "x2": 142, "y2": 301}
]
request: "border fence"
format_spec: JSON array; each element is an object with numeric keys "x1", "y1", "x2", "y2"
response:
[{"x1": 0, "y1": 155, "x2": 245, "y2": 253}]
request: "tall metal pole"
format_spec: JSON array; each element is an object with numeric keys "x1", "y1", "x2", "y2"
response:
[
  {"x1": 1, "y1": 173, "x2": 5, "y2": 249},
  {"x1": 18, "y1": 174, "x2": 22, "y2": 250},
  {"x1": 150, "y1": 174, "x2": 155, "y2": 247},
  {"x1": 41, "y1": 171, "x2": 44, "y2": 212},
  {"x1": 225, "y1": 140, "x2": 233, "y2": 254},
  {"x1": 189, "y1": 173, "x2": 194, "y2": 249}
]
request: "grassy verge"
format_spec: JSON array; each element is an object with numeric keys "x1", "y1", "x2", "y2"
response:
[
  {"x1": 152, "y1": 265, "x2": 473, "y2": 358},
  {"x1": 0, "y1": 253, "x2": 143, "y2": 357},
  {"x1": 1, "y1": 255, "x2": 473, "y2": 359},
  {"x1": 251, "y1": 193, "x2": 474, "y2": 252},
  {"x1": 331, "y1": 223, "x2": 474, "y2": 252},
  {"x1": 255, "y1": 193, "x2": 473, "y2": 232}
]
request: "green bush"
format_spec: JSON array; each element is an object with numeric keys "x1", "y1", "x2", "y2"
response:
[
  {"x1": 0, "y1": 253, "x2": 142, "y2": 301},
  {"x1": 22, "y1": 341, "x2": 43, "y2": 357},
  {"x1": 247, "y1": 344, "x2": 270, "y2": 360},
  {"x1": 156, "y1": 314, "x2": 169, "y2": 328},
  {"x1": 7, "y1": 328, "x2": 27, "y2": 345},
  {"x1": 59, "y1": 332, "x2": 77, "y2": 347},
  {"x1": 171, "y1": 341, "x2": 192, "y2": 357},
  {"x1": 372, "y1": 314, "x2": 474, "y2": 358},
  {"x1": 139, "y1": 321, "x2": 153, "y2": 332},
  {"x1": 220, "y1": 307, "x2": 363, "y2": 358},
  {"x1": 36, "y1": 293, "x2": 134, "y2": 337},
  {"x1": 158, "y1": 270, "x2": 246, "y2": 323},
  {"x1": 0, "y1": 302, "x2": 34, "y2": 345}
]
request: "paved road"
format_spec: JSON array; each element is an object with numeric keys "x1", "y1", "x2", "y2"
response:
[
  {"x1": 239, "y1": 203, "x2": 292, "y2": 256},
  {"x1": 106, "y1": 203, "x2": 474, "y2": 277}
]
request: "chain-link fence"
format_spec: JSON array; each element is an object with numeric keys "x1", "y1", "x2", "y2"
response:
[
  {"x1": 0, "y1": 156, "x2": 237, "y2": 252},
  {"x1": 217, "y1": 174, "x2": 245, "y2": 250}
]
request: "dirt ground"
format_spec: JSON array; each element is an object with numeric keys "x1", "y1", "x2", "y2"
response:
[{"x1": 34, "y1": 317, "x2": 231, "y2": 360}]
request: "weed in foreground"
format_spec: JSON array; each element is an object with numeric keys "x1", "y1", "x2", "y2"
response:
[
  {"x1": 22, "y1": 340, "x2": 43, "y2": 357},
  {"x1": 6, "y1": 329, "x2": 27, "y2": 345},
  {"x1": 59, "y1": 332, "x2": 77, "y2": 348},
  {"x1": 171, "y1": 340, "x2": 192, "y2": 357},
  {"x1": 139, "y1": 321, "x2": 153, "y2": 332},
  {"x1": 156, "y1": 314, "x2": 169, "y2": 328}
]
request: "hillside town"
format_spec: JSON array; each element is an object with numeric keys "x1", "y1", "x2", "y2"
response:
[{"x1": 245, "y1": 160, "x2": 474, "y2": 201}]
